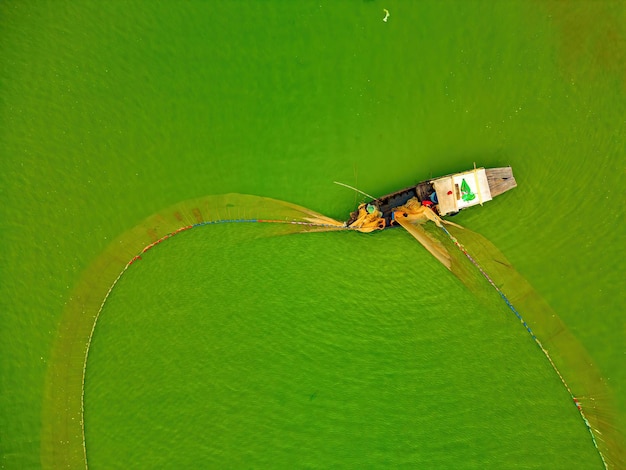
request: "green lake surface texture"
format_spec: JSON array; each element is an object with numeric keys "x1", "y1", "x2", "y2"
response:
[{"x1": 1, "y1": 1, "x2": 625, "y2": 469}]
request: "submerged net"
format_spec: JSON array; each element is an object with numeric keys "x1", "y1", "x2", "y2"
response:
[
  {"x1": 41, "y1": 194, "x2": 347, "y2": 470},
  {"x1": 42, "y1": 192, "x2": 624, "y2": 469},
  {"x1": 432, "y1": 223, "x2": 625, "y2": 470}
]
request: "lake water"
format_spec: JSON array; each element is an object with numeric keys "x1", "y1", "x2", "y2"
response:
[{"x1": 1, "y1": 1, "x2": 624, "y2": 468}]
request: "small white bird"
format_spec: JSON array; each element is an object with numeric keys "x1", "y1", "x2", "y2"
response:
[{"x1": 383, "y1": 8, "x2": 390, "y2": 22}]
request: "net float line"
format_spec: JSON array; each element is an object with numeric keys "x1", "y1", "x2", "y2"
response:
[
  {"x1": 439, "y1": 224, "x2": 609, "y2": 470},
  {"x1": 41, "y1": 194, "x2": 350, "y2": 470}
]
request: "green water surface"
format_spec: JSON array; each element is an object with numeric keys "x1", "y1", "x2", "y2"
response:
[{"x1": 1, "y1": 1, "x2": 624, "y2": 468}]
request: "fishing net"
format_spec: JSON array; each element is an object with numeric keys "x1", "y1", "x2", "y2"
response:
[
  {"x1": 391, "y1": 200, "x2": 623, "y2": 469},
  {"x1": 42, "y1": 192, "x2": 624, "y2": 469},
  {"x1": 436, "y1": 223, "x2": 625, "y2": 470},
  {"x1": 41, "y1": 194, "x2": 346, "y2": 469}
]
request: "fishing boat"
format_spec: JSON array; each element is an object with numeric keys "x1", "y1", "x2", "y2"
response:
[{"x1": 345, "y1": 166, "x2": 517, "y2": 232}]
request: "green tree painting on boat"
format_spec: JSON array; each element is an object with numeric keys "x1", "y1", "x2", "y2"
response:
[{"x1": 461, "y1": 178, "x2": 476, "y2": 202}]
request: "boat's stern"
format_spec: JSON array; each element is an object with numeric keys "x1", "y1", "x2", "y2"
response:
[
  {"x1": 485, "y1": 166, "x2": 517, "y2": 197},
  {"x1": 432, "y1": 166, "x2": 516, "y2": 216}
]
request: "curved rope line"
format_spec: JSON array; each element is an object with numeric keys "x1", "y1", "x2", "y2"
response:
[
  {"x1": 41, "y1": 193, "x2": 620, "y2": 469},
  {"x1": 439, "y1": 224, "x2": 610, "y2": 470},
  {"x1": 41, "y1": 194, "x2": 348, "y2": 469}
]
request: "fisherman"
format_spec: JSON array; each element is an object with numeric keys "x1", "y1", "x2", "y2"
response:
[{"x1": 348, "y1": 202, "x2": 385, "y2": 232}]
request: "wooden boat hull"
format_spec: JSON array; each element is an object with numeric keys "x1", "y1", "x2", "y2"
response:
[{"x1": 346, "y1": 166, "x2": 517, "y2": 228}]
